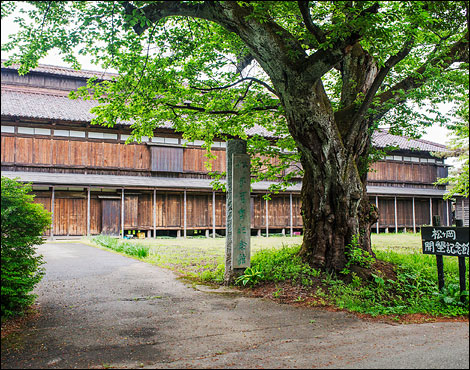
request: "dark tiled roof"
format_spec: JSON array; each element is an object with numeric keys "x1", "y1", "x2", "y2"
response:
[
  {"x1": 1, "y1": 60, "x2": 117, "y2": 80},
  {"x1": 372, "y1": 129, "x2": 447, "y2": 152},
  {"x1": 1, "y1": 62, "x2": 447, "y2": 152},
  {"x1": 1, "y1": 87, "x2": 97, "y2": 122}
]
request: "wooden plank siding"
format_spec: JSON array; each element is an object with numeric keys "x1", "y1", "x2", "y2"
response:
[
  {"x1": 214, "y1": 194, "x2": 226, "y2": 228},
  {"x1": 124, "y1": 195, "x2": 139, "y2": 229},
  {"x1": 268, "y1": 196, "x2": 290, "y2": 228},
  {"x1": 1, "y1": 136, "x2": 16, "y2": 162},
  {"x1": 27, "y1": 189, "x2": 449, "y2": 236},
  {"x1": 186, "y1": 193, "x2": 212, "y2": 228},
  {"x1": 33, "y1": 138, "x2": 53, "y2": 164},
  {"x1": 32, "y1": 196, "x2": 52, "y2": 236},
  {"x1": 182, "y1": 148, "x2": 226, "y2": 173},
  {"x1": 5, "y1": 136, "x2": 153, "y2": 171},
  {"x1": 90, "y1": 198, "x2": 102, "y2": 234},
  {"x1": 137, "y1": 193, "x2": 153, "y2": 229},
  {"x1": 368, "y1": 161, "x2": 442, "y2": 184},
  {"x1": 53, "y1": 197, "x2": 87, "y2": 236}
]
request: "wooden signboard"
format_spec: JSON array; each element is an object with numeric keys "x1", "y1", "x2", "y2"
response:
[
  {"x1": 421, "y1": 225, "x2": 469, "y2": 302},
  {"x1": 421, "y1": 226, "x2": 469, "y2": 257}
]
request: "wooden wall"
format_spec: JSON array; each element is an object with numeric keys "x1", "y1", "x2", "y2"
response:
[
  {"x1": 368, "y1": 161, "x2": 446, "y2": 185},
  {"x1": 2, "y1": 136, "x2": 150, "y2": 171},
  {"x1": 30, "y1": 189, "x2": 448, "y2": 236},
  {"x1": 3, "y1": 135, "x2": 227, "y2": 176},
  {"x1": 375, "y1": 197, "x2": 448, "y2": 230}
]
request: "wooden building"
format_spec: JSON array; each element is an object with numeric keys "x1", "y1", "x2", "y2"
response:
[
  {"x1": 455, "y1": 196, "x2": 470, "y2": 226},
  {"x1": 1, "y1": 62, "x2": 453, "y2": 238}
]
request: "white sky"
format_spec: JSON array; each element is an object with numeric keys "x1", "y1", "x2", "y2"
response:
[{"x1": 0, "y1": 6, "x2": 458, "y2": 150}]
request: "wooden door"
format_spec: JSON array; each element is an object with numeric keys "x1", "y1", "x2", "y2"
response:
[{"x1": 101, "y1": 199, "x2": 121, "y2": 235}]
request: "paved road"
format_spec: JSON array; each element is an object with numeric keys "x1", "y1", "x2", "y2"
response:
[{"x1": 1, "y1": 242, "x2": 468, "y2": 369}]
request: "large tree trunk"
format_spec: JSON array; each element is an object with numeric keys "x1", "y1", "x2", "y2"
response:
[
  {"x1": 298, "y1": 158, "x2": 376, "y2": 271},
  {"x1": 282, "y1": 80, "x2": 378, "y2": 272}
]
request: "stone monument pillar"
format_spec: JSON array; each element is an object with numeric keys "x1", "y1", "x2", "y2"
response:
[{"x1": 224, "y1": 139, "x2": 251, "y2": 284}]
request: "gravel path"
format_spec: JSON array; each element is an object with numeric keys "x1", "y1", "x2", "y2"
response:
[{"x1": 1, "y1": 242, "x2": 468, "y2": 369}]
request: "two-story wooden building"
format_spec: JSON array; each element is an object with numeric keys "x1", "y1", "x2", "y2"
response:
[{"x1": 1, "y1": 62, "x2": 453, "y2": 238}]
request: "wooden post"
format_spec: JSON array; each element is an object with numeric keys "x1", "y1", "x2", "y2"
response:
[
  {"x1": 51, "y1": 186, "x2": 55, "y2": 240},
  {"x1": 446, "y1": 200, "x2": 449, "y2": 226},
  {"x1": 87, "y1": 187, "x2": 91, "y2": 236},
  {"x1": 376, "y1": 196, "x2": 379, "y2": 233},
  {"x1": 183, "y1": 189, "x2": 187, "y2": 238},
  {"x1": 121, "y1": 188, "x2": 125, "y2": 238},
  {"x1": 454, "y1": 219, "x2": 466, "y2": 302},
  {"x1": 265, "y1": 195, "x2": 269, "y2": 237},
  {"x1": 212, "y1": 191, "x2": 216, "y2": 238},
  {"x1": 290, "y1": 193, "x2": 293, "y2": 237},
  {"x1": 433, "y1": 215, "x2": 445, "y2": 291},
  {"x1": 412, "y1": 197, "x2": 416, "y2": 233},
  {"x1": 461, "y1": 198, "x2": 465, "y2": 223},
  {"x1": 429, "y1": 198, "x2": 433, "y2": 225},
  {"x1": 153, "y1": 189, "x2": 156, "y2": 238},
  {"x1": 458, "y1": 256, "x2": 467, "y2": 304},
  {"x1": 394, "y1": 196, "x2": 398, "y2": 233}
]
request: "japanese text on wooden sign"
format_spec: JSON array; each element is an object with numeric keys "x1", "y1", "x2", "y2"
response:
[
  {"x1": 232, "y1": 154, "x2": 251, "y2": 269},
  {"x1": 421, "y1": 227, "x2": 469, "y2": 257}
]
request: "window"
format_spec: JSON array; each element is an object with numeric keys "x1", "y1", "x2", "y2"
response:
[
  {"x1": 103, "y1": 133, "x2": 117, "y2": 140},
  {"x1": 88, "y1": 132, "x2": 104, "y2": 139},
  {"x1": 393, "y1": 155, "x2": 402, "y2": 161},
  {"x1": 164, "y1": 137, "x2": 179, "y2": 144},
  {"x1": 1, "y1": 126, "x2": 15, "y2": 133},
  {"x1": 411, "y1": 157, "x2": 420, "y2": 162},
  {"x1": 35, "y1": 128, "x2": 51, "y2": 135},
  {"x1": 54, "y1": 129, "x2": 70, "y2": 137},
  {"x1": 18, "y1": 127, "x2": 35, "y2": 135},
  {"x1": 69, "y1": 130, "x2": 85, "y2": 138}
]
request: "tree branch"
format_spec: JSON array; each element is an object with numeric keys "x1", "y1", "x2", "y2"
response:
[
  {"x1": 372, "y1": 31, "x2": 469, "y2": 121},
  {"x1": 190, "y1": 77, "x2": 279, "y2": 97},
  {"x1": 349, "y1": 37, "x2": 415, "y2": 125},
  {"x1": 164, "y1": 103, "x2": 280, "y2": 115},
  {"x1": 121, "y1": 1, "x2": 215, "y2": 35},
  {"x1": 300, "y1": 2, "x2": 380, "y2": 82},
  {"x1": 297, "y1": 1, "x2": 326, "y2": 44},
  {"x1": 335, "y1": 31, "x2": 468, "y2": 130},
  {"x1": 236, "y1": 53, "x2": 254, "y2": 73}
]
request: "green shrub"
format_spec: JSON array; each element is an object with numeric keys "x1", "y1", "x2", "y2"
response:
[
  {"x1": 1, "y1": 177, "x2": 51, "y2": 317},
  {"x1": 250, "y1": 245, "x2": 320, "y2": 285},
  {"x1": 235, "y1": 266, "x2": 264, "y2": 286}
]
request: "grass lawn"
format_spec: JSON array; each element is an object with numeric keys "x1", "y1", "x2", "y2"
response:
[
  {"x1": 91, "y1": 235, "x2": 304, "y2": 278},
  {"x1": 86, "y1": 233, "x2": 465, "y2": 279}
]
